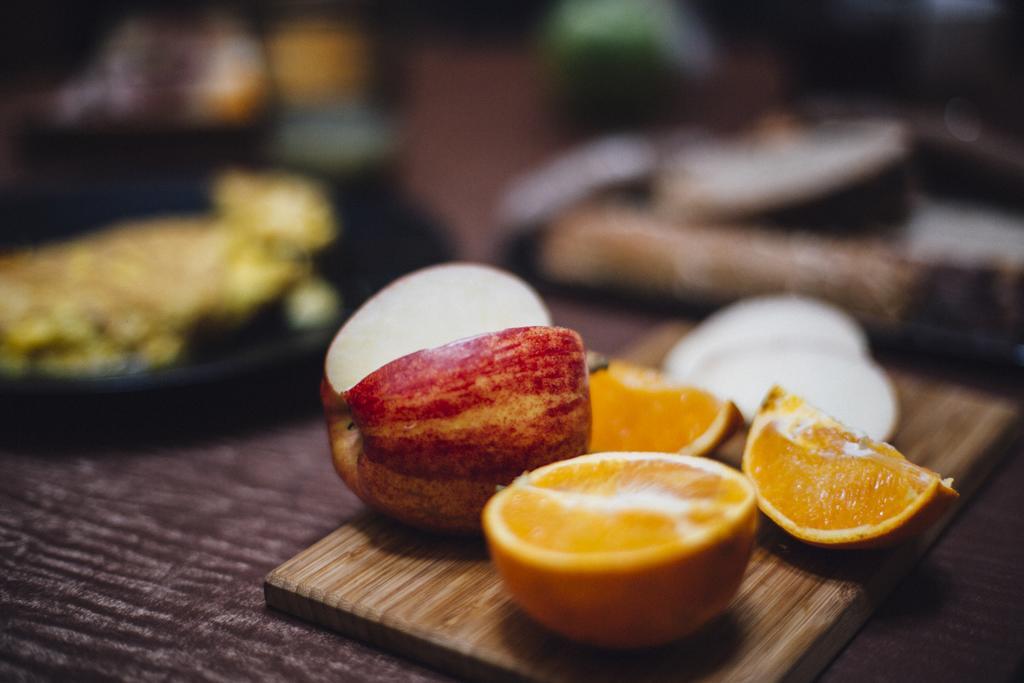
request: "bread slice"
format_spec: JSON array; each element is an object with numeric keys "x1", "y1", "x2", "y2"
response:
[
  {"x1": 538, "y1": 200, "x2": 1024, "y2": 351},
  {"x1": 539, "y1": 202, "x2": 916, "y2": 326},
  {"x1": 655, "y1": 119, "x2": 912, "y2": 228}
]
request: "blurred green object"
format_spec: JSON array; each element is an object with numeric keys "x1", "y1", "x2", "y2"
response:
[
  {"x1": 540, "y1": 0, "x2": 682, "y2": 124},
  {"x1": 269, "y1": 104, "x2": 397, "y2": 181}
]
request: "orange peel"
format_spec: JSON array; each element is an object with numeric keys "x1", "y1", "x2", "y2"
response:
[
  {"x1": 483, "y1": 452, "x2": 757, "y2": 648},
  {"x1": 742, "y1": 386, "x2": 957, "y2": 549}
]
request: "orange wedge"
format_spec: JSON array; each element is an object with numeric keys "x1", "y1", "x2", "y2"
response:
[
  {"x1": 589, "y1": 361, "x2": 741, "y2": 455},
  {"x1": 742, "y1": 386, "x2": 958, "y2": 549},
  {"x1": 482, "y1": 452, "x2": 757, "y2": 648}
]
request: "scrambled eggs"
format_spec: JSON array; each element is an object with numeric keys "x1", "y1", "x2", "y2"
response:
[{"x1": 0, "y1": 171, "x2": 340, "y2": 375}]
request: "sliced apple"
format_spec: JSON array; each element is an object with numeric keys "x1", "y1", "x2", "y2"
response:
[
  {"x1": 661, "y1": 295, "x2": 896, "y2": 440},
  {"x1": 684, "y1": 346, "x2": 897, "y2": 441},
  {"x1": 663, "y1": 295, "x2": 868, "y2": 380},
  {"x1": 322, "y1": 263, "x2": 590, "y2": 534},
  {"x1": 326, "y1": 263, "x2": 551, "y2": 391}
]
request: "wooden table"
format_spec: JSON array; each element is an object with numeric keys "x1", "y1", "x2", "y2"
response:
[{"x1": 2, "y1": 39, "x2": 1023, "y2": 682}]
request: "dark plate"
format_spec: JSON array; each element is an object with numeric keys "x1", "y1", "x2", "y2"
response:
[{"x1": 0, "y1": 177, "x2": 453, "y2": 395}]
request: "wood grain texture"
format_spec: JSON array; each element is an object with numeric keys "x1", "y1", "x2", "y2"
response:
[
  {"x1": 265, "y1": 324, "x2": 1021, "y2": 683},
  {"x1": 0, "y1": 366, "x2": 460, "y2": 683}
]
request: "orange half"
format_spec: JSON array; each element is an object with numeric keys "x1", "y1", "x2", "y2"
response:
[
  {"x1": 742, "y1": 386, "x2": 958, "y2": 549},
  {"x1": 589, "y1": 361, "x2": 741, "y2": 455},
  {"x1": 482, "y1": 452, "x2": 757, "y2": 648}
]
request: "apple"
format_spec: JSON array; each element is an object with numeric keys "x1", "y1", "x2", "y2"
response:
[
  {"x1": 663, "y1": 295, "x2": 869, "y2": 379},
  {"x1": 322, "y1": 263, "x2": 591, "y2": 534},
  {"x1": 662, "y1": 295, "x2": 896, "y2": 440}
]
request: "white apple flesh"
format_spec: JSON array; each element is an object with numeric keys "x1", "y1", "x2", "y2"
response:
[
  {"x1": 326, "y1": 263, "x2": 552, "y2": 391},
  {"x1": 663, "y1": 295, "x2": 868, "y2": 380},
  {"x1": 663, "y1": 295, "x2": 896, "y2": 441},
  {"x1": 685, "y1": 346, "x2": 897, "y2": 441}
]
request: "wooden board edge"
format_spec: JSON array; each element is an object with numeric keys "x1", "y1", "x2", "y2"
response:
[
  {"x1": 264, "y1": 570, "x2": 528, "y2": 683},
  {"x1": 779, "y1": 407, "x2": 1022, "y2": 683}
]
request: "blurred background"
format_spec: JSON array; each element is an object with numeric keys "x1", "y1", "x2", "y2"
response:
[
  {"x1": 3, "y1": 1, "x2": 1022, "y2": 190},
  {"x1": 0, "y1": 0, "x2": 1022, "y2": 387},
  {"x1": 2, "y1": 8, "x2": 1022, "y2": 681}
]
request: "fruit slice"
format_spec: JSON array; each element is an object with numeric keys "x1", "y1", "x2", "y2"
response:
[
  {"x1": 588, "y1": 361, "x2": 740, "y2": 455},
  {"x1": 742, "y1": 386, "x2": 957, "y2": 549},
  {"x1": 685, "y1": 345, "x2": 897, "y2": 441},
  {"x1": 325, "y1": 262, "x2": 550, "y2": 392},
  {"x1": 663, "y1": 295, "x2": 868, "y2": 380},
  {"x1": 483, "y1": 452, "x2": 757, "y2": 648},
  {"x1": 322, "y1": 263, "x2": 590, "y2": 534}
]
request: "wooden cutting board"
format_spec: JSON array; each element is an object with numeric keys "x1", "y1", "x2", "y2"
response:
[{"x1": 265, "y1": 323, "x2": 1021, "y2": 683}]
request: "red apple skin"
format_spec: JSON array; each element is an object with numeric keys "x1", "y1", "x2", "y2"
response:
[{"x1": 322, "y1": 326, "x2": 590, "y2": 534}]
